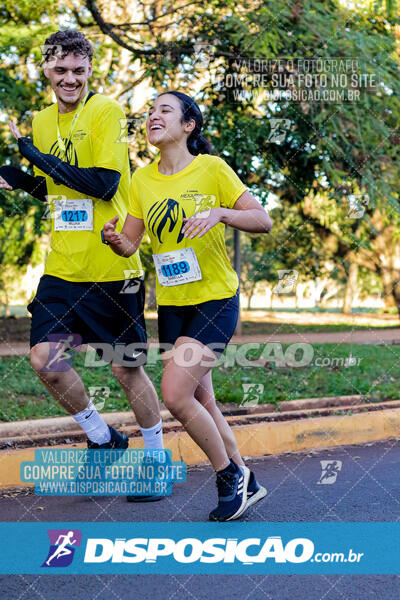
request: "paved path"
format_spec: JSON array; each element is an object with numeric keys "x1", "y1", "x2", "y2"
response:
[
  {"x1": 1, "y1": 328, "x2": 400, "y2": 357},
  {"x1": 1, "y1": 440, "x2": 399, "y2": 599},
  {"x1": 233, "y1": 328, "x2": 400, "y2": 345},
  {"x1": 0, "y1": 341, "x2": 29, "y2": 357}
]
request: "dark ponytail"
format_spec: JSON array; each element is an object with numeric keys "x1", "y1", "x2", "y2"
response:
[
  {"x1": 187, "y1": 132, "x2": 211, "y2": 155},
  {"x1": 159, "y1": 90, "x2": 212, "y2": 155}
]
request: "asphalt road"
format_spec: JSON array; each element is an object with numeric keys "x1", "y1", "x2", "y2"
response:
[{"x1": 1, "y1": 439, "x2": 400, "y2": 599}]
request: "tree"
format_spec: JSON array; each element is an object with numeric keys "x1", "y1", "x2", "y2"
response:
[{"x1": 2, "y1": 0, "x2": 400, "y2": 316}]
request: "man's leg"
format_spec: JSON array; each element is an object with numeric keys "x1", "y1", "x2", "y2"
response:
[
  {"x1": 30, "y1": 342, "x2": 112, "y2": 445},
  {"x1": 112, "y1": 364, "x2": 165, "y2": 502},
  {"x1": 112, "y1": 364, "x2": 163, "y2": 448}
]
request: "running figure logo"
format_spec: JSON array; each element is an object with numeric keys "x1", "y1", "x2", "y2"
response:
[
  {"x1": 147, "y1": 198, "x2": 186, "y2": 244},
  {"x1": 42, "y1": 529, "x2": 82, "y2": 567},
  {"x1": 241, "y1": 383, "x2": 264, "y2": 407},
  {"x1": 317, "y1": 460, "x2": 342, "y2": 485},
  {"x1": 267, "y1": 118, "x2": 290, "y2": 144},
  {"x1": 42, "y1": 334, "x2": 82, "y2": 372},
  {"x1": 346, "y1": 194, "x2": 369, "y2": 219},
  {"x1": 120, "y1": 269, "x2": 145, "y2": 294},
  {"x1": 273, "y1": 269, "x2": 299, "y2": 294}
]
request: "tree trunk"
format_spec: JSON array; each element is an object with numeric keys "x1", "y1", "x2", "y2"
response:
[
  {"x1": 1, "y1": 279, "x2": 10, "y2": 317},
  {"x1": 380, "y1": 269, "x2": 397, "y2": 312},
  {"x1": 389, "y1": 274, "x2": 400, "y2": 319},
  {"x1": 342, "y1": 261, "x2": 359, "y2": 314},
  {"x1": 246, "y1": 282, "x2": 257, "y2": 310},
  {"x1": 246, "y1": 292, "x2": 252, "y2": 310}
]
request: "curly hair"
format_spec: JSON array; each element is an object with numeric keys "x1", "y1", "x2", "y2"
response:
[{"x1": 42, "y1": 29, "x2": 93, "y2": 62}]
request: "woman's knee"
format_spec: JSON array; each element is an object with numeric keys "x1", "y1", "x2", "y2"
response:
[
  {"x1": 194, "y1": 373, "x2": 216, "y2": 409},
  {"x1": 161, "y1": 376, "x2": 187, "y2": 414},
  {"x1": 194, "y1": 385, "x2": 215, "y2": 409}
]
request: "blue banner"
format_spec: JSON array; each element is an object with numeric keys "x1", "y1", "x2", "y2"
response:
[{"x1": 0, "y1": 522, "x2": 399, "y2": 574}]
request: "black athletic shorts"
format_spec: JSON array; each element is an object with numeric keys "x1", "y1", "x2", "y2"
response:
[
  {"x1": 157, "y1": 290, "x2": 239, "y2": 356},
  {"x1": 27, "y1": 275, "x2": 147, "y2": 366}
]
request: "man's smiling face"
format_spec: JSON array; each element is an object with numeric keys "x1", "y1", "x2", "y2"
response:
[{"x1": 44, "y1": 52, "x2": 92, "y2": 110}]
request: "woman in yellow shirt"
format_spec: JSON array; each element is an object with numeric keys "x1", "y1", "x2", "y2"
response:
[{"x1": 102, "y1": 91, "x2": 272, "y2": 521}]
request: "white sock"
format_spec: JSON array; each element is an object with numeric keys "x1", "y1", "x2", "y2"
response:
[
  {"x1": 72, "y1": 401, "x2": 111, "y2": 444},
  {"x1": 140, "y1": 419, "x2": 164, "y2": 449}
]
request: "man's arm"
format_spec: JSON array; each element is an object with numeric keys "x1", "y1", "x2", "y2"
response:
[
  {"x1": 0, "y1": 165, "x2": 47, "y2": 201},
  {"x1": 17, "y1": 137, "x2": 120, "y2": 201}
]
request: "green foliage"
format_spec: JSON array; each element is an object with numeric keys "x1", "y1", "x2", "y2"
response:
[
  {"x1": 0, "y1": 0, "x2": 399, "y2": 301},
  {"x1": 0, "y1": 341, "x2": 398, "y2": 420}
]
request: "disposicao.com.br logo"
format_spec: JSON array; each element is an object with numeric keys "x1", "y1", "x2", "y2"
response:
[
  {"x1": 42, "y1": 529, "x2": 82, "y2": 567},
  {"x1": 83, "y1": 536, "x2": 363, "y2": 565}
]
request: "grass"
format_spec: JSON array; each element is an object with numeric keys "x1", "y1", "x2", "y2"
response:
[{"x1": 0, "y1": 343, "x2": 399, "y2": 422}]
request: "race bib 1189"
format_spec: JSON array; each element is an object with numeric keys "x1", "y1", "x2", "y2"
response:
[{"x1": 153, "y1": 248, "x2": 202, "y2": 287}]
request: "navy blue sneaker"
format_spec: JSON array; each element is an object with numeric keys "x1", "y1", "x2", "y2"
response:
[
  {"x1": 209, "y1": 460, "x2": 250, "y2": 521},
  {"x1": 246, "y1": 471, "x2": 267, "y2": 508},
  {"x1": 87, "y1": 426, "x2": 128, "y2": 450}
]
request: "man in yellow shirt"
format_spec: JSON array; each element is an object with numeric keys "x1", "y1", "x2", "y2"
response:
[{"x1": 0, "y1": 31, "x2": 163, "y2": 495}]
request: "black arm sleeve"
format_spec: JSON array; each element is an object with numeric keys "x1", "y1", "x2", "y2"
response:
[
  {"x1": 0, "y1": 165, "x2": 47, "y2": 202},
  {"x1": 17, "y1": 137, "x2": 121, "y2": 201}
]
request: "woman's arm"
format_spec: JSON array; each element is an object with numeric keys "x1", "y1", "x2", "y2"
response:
[
  {"x1": 182, "y1": 190, "x2": 272, "y2": 239},
  {"x1": 102, "y1": 213, "x2": 145, "y2": 257},
  {"x1": 220, "y1": 190, "x2": 272, "y2": 232}
]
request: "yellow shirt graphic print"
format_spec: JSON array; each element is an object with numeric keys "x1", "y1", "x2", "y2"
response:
[
  {"x1": 33, "y1": 93, "x2": 142, "y2": 282},
  {"x1": 129, "y1": 154, "x2": 247, "y2": 306}
]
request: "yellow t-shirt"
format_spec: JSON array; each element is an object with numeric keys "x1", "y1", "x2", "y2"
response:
[
  {"x1": 33, "y1": 93, "x2": 142, "y2": 282},
  {"x1": 129, "y1": 154, "x2": 247, "y2": 306}
]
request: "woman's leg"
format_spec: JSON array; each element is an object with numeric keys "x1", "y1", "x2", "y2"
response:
[
  {"x1": 194, "y1": 370, "x2": 244, "y2": 467},
  {"x1": 162, "y1": 335, "x2": 251, "y2": 521},
  {"x1": 161, "y1": 337, "x2": 230, "y2": 472},
  {"x1": 194, "y1": 370, "x2": 267, "y2": 510}
]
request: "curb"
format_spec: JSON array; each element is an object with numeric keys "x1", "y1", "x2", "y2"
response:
[{"x1": 1, "y1": 405, "x2": 400, "y2": 490}]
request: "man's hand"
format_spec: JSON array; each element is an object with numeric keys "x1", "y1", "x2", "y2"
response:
[
  {"x1": 182, "y1": 207, "x2": 223, "y2": 239},
  {"x1": 8, "y1": 120, "x2": 22, "y2": 140},
  {"x1": 0, "y1": 175, "x2": 12, "y2": 191},
  {"x1": 102, "y1": 215, "x2": 122, "y2": 245}
]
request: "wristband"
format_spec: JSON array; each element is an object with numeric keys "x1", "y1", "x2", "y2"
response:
[{"x1": 101, "y1": 229, "x2": 110, "y2": 245}]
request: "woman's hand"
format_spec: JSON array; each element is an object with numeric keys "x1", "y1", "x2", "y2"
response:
[
  {"x1": 182, "y1": 207, "x2": 223, "y2": 239},
  {"x1": 9, "y1": 121, "x2": 22, "y2": 140},
  {"x1": 102, "y1": 215, "x2": 122, "y2": 245}
]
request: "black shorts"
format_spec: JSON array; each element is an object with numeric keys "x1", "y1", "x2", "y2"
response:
[
  {"x1": 27, "y1": 275, "x2": 147, "y2": 366},
  {"x1": 157, "y1": 291, "x2": 239, "y2": 356}
]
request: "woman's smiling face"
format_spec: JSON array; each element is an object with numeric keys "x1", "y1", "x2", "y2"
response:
[{"x1": 146, "y1": 94, "x2": 195, "y2": 149}]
